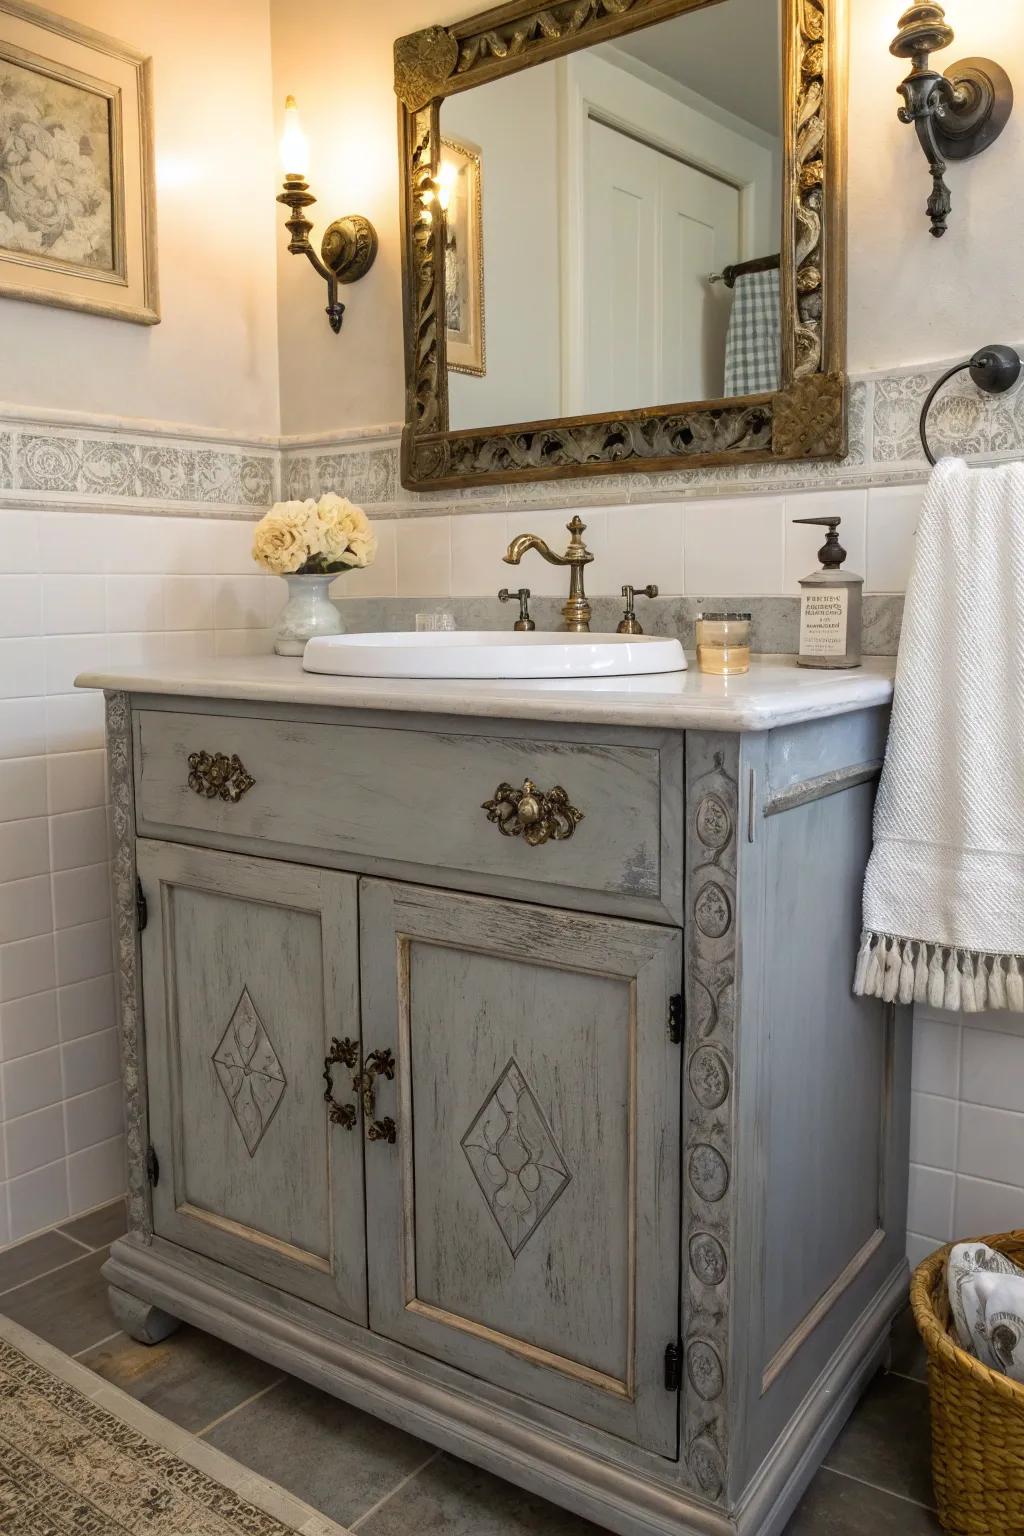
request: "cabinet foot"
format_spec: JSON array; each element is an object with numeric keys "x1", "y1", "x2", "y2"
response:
[{"x1": 107, "y1": 1285, "x2": 181, "y2": 1346}]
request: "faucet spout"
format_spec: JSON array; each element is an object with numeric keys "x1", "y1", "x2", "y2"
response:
[
  {"x1": 501, "y1": 516, "x2": 594, "y2": 633},
  {"x1": 503, "y1": 533, "x2": 564, "y2": 567}
]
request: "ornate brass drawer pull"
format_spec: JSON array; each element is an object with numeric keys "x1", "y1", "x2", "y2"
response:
[
  {"x1": 323, "y1": 1037, "x2": 359, "y2": 1129},
  {"x1": 187, "y1": 751, "x2": 256, "y2": 803},
  {"x1": 482, "y1": 779, "x2": 583, "y2": 846}
]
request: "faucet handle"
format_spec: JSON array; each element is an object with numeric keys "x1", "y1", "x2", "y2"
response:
[
  {"x1": 498, "y1": 587, "x2": 535, "y2": 632},
  {"x1": 617, "y1": 584, "x2": 658, "y2": 636}
]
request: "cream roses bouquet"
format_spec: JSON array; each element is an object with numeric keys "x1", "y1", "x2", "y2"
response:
[{"x1": 252, "y1": 494, "x2": 377, "y2": 576}]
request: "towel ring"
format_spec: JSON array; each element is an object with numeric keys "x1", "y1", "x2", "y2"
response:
[{"x1": 919, "y1": 343, "x2": 1022, "y2": 465}]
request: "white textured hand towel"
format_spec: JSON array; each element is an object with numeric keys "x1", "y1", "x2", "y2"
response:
[{"x1": 854, "y1": 457, "x2": 1024, "y2": 1013}]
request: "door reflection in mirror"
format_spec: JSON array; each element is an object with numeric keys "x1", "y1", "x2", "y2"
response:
[{"x1": 438, "y1": 0, "x2": 783, "y2": 432}]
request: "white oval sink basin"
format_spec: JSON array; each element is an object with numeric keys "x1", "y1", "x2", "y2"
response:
[{"x1": 303, "y1": 630, "x2": 687, "y2": 681}]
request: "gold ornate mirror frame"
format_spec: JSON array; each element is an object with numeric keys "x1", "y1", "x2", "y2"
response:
[{"x1": 395, "y1": 0, "x2": 847, "y2": 491}]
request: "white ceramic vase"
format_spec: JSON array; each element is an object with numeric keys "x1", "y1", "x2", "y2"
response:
[{"x1": 274, "y1": 573, "x2": 344, "y2": 657}]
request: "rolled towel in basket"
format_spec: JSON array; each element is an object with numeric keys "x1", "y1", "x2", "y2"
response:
[{"x1": 948, "y1": 1240, "x2": 1024, "y2": 1382}]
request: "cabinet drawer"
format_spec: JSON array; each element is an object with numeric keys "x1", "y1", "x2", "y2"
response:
[{"x1": 134, "y1": 707, "x2": 681, "y2": 921}]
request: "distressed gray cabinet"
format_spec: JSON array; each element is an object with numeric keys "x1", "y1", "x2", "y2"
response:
[
  {"x1": 360, "y1": 879, "x2": 682, "y2": 1456},
  {"x1": 94, "y1": 676, "x2": 910, "y2": 1536},
  {"x1": 137, "y1": 841, "x2": 367, "y2": 1322}
]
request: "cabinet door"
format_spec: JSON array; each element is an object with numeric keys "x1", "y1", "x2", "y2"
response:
[
  {"x1": 360, "y1": 879, "x2": 682, "y2": 1456},
  {"x1": 138, "y1": 840, "x2": 366, "y2": 1323}
]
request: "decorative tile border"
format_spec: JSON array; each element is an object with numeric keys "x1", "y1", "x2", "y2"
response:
[
  {"x1": 2, "y1": 346, "x2": 1021, "y2": 519},
  {"x1": 283, "y1": 444, "x2": 397, "y2": 505},
  {"x1": 278, "y1": 358, "x2": 1024, "y2": 515},
  {"x1": 1, "y1": 420, "x2": 278, "y2": 517}
]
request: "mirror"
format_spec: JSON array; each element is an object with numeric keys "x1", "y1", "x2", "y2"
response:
[
  {"x1": 396, "y1": 0, "x2": 847, "y2": 491},
  {"x1": 440, "y1": 0, "x2": 783, "y2": 431}
]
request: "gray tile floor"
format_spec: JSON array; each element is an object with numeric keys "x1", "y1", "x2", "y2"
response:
[{"x1": 1, "y1": 1201, "x2": 942, "y2": 1534}]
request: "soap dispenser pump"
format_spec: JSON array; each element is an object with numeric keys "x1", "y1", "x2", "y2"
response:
[{"x1": 793, "y1": 516, "x2": 863, "y2": 669}]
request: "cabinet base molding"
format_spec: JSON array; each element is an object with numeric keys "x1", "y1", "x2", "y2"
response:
[{"x1": 103, "y1": 1238, "x2": 906, "y2": 1536}]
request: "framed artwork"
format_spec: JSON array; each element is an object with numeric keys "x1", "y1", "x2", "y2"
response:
[
  {"x1": 0, "y1": 0, "x2": 158, "y2": 324},
  {"x1": 440, "y1": 136, "x2": 484, "y2": 377}
]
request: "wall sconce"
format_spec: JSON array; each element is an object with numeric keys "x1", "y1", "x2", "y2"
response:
[
  {"x1": 890, "y1": 4, "x2": 1013, "y2": 238},
  {"x1": 276, "y1": 97, "x2": 378, "y2": 333}
]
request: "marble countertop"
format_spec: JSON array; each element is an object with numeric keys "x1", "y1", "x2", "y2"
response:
[{"x1": 77, "y1": 653, "x2": 895, "y2": 732}]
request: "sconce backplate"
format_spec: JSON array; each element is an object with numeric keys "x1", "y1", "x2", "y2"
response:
[
  {"x1": 322, "y1": 215, "x2": 379, "y2": 285},
  {"x1": 935, "y1": 57, "x2": 1013, "y2": 160}
]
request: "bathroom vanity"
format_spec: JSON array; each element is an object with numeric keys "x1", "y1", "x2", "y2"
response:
[{"x1": 82, "y1": 656, "x2": 907, "y2": 1536}]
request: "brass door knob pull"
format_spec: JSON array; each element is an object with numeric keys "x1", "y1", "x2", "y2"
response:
[
  {"x1": 356, "y1": 1048, "x2": 396, "y2": 1145},
  {"x1": 482, "y1": 780, "x2": 584, "y2": 846},
  {"x1": 187, "y1": 751, "x2": 255, "y2": 803},
  {"x1": 354, "y1": 1048, "x2": 395, "y2": 1118},
  {"x1": 324, "y1": 1040, "x2": 396, "y2": 1140},
  {"x1": 323, "y1": 1037, "x2": 359, "y2": 1129}
]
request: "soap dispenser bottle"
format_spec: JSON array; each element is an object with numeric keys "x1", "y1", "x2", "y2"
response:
[{"x1": 793, "y1": 516, "x2": 863, "y2": 669}]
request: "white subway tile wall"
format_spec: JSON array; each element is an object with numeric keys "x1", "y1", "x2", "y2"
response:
[
  {"x1": 338, "y1": 484, "x2": 926, "y2": 602},
  {"x1": 0, "y1": 507, "x2": 282, "y2": 1245},
  {"x1": 907, "y1": 1010, "x2": 1024, "y2": 1271},
  {"x1": 0, "y1": 479, "x2": 946, "y2": 1249}
]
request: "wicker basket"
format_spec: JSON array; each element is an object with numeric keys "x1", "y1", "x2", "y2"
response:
[{"x1": 911, "y1": 1231, "x2": 1024, "y2": 1534}]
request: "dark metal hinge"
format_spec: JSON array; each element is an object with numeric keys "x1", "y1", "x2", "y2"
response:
[
  {"x1": 668, "y1": 994, "x2": 684, "y2": 1045},
  {"x1": 136, "y1": 878, "x2": 148, "y2": 933},
  {"x1": 664, "y1": 1340, "x2": 682, "y2": 1392},
  {"x1": 145, "y1": 1145, "x2": 160, "y2": 1187}
]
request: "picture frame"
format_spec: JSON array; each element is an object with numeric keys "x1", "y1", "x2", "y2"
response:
[
  {"x1": 440, "y1": 136, "x2": 484, "y2": 377},
  {"x1": 0, "y1": 0, "x2": 158, "y2": 325}
]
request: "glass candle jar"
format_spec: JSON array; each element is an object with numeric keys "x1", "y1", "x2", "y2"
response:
[{"x1": 696, "y1": 612, "x2": 752, "y2": 676}]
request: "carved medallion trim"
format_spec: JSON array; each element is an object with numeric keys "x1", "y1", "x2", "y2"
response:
[
  {"x1": 695, "y1": 794, "x2": 732, "y2": 851},
  {"x1": 397, "y1": 0, "x2": 846, "y2": 489},
  {"x1": 682, "y1": 739, "x2": 740, "y2": 1502},
  {"x1": 693, "y1": 880, "x2": 733, "y2": 940},
  {"x1": 689, "y1": 1232, "x2": 728, "y2": 1288},
  {"x1": 461, "y1": 1057, "x2": 571, "y2": 1258},
  {"x1": 688, "y1": 1046, "x2": 730, "y2": 1111},
  {"x1": 687, "y1": 1340, "x2": 725, "y2": 1402},
  {"x1": 688, "y1": 1144, "x2": 730, "y2": 1204},
  {"x1": 688, "y1": 1436, "x2": 726, "y2": 1499}
]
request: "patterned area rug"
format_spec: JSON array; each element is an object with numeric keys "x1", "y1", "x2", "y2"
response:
[{"x1": 0, "y1": 1316, "x2": 346, "y2": 1536}]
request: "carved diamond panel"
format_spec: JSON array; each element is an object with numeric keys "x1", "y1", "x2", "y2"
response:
[
  {"x1": 461, "y1": 1058, "x2": 571, "y2": 1258},
  {"x1": 212, "y1": 988, "x2": 286, "y2": 1156}
]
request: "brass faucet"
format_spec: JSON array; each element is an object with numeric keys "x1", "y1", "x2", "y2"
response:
[{"x1": 503, "y1": 516, "x2": 594, "y2": 633}]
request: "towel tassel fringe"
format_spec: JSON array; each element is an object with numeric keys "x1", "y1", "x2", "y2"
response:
[{"x1": 852, "y1": 935, "x2": 1024, "y2": 1015}]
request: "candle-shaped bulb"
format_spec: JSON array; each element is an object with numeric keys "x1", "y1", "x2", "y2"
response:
[
  {"x1": 280, "y1": 95, "x2": 309, "y2": 178},
  {"x1": 437, "y1": 158, "x2": 459, "y2": 213}
]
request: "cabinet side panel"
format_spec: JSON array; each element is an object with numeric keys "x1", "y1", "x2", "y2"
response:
[
  {"x1": 760, "y1": 783, "x2": 885, "y2": 1365},
  {"x1": 737, "y1": 724, "x2": 910, "y2": 1492}
]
